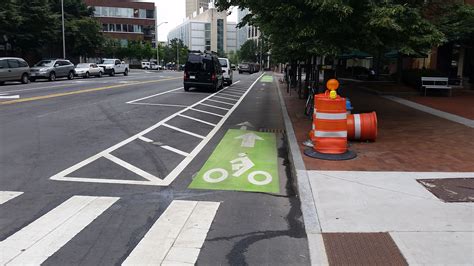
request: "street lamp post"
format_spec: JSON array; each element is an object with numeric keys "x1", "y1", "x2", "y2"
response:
[
  {"x1": 156, "y1": 22, "x2": 168, "y2": 69},
  {"x1": 61, "y1": 0, "x2": 66, "y2": 59}
]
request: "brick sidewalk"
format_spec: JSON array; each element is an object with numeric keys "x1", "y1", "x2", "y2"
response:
[
  {"x1": 280, "y1": 80, "x2": 474, "y2": 172},
  {"x1": 275, "y1": 73, "x2": 474, "y2": 265},
  {"x1": 405, "y1": 91, "x2": 474, "y2": 120}
]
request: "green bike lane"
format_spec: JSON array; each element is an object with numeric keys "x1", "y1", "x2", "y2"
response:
[{"x1": 185, "y1": 73, "x2": 310, "y2": 265}]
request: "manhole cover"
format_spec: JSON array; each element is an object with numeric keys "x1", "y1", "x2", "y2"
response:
[{"x1": 417, "y1": 178, "x2": 474, "y2": 203}]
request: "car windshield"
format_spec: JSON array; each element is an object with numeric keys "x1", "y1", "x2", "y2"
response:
[
  {"x1": 34, "y1": 60, "x2": 54, "y2": 67},
  {"x1": 218, "y1": 59, "x2": 228, "y2": 67},
  {"x1": 186, "y1": 54, "x2": 212, "y2": 72},
  {"x1": 76, "y1": 63, "x2": 90, "y2": 68},
  {"x1": 101, "y1": 59, "x2": 115, "y2": 64}
]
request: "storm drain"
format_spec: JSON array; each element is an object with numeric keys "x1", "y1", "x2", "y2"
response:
[
  {"x1": 258, "y1": 128, "x2": 286, "y2": 134},
  {"x1": 323, "y1": 233, "x2": 408, "y2": 266},
  {"x1": 417, "y1": 178, "x2": 474, "y2": 203}
]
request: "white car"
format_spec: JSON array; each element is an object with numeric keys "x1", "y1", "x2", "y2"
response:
[
  {"x1": 218, "y1": 58, "x2": 233, "y2": 85},
  {"x1": 75, "y1": 63, "x2": 103, "y2": 78}
]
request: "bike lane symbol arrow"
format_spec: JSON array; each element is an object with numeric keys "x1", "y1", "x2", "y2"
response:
[{"x1": 235, "y1": 133, "x2": 264, "y2": 148}]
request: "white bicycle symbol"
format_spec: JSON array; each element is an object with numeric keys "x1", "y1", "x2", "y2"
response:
[{"x1": 203, "y1": 153, "x2": 272, "y2": 186}]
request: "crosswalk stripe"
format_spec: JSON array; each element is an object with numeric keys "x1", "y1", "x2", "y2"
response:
[
  {"x1": 123, "y1": 200, "x2": 220, "y2": 265},
  {"x1": 0, "y1": 191, "x2": 23, "y2": 205},
  {"x1": 0, "y1": 196, "x2": 118, "y2": 265}
]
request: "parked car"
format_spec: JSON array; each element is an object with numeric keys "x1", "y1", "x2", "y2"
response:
[
  {"x1": 75, "y1": 63, "x2": 103, "y2": 78},
  {"x1": 218, "y1": 57, "x2": 233, "y2": 85},
  {"x1": 238, "y1": 62, "x2": 254, "y2": 74},
  {"x1": 30, "y1": 59, "x2": 75, "y2": 82},
  {"x1": 141, "y1": 61, "x2": 159, "y2": 70},
  {"x1": 184, "y1": 51, "x2": 224, "y2": 92},
  {"x1": 98, "y1": 59, "x2": 129, "y2": 76},
  {"x1": 0, "y1": 57, "x2": 30, "y2": 85}
]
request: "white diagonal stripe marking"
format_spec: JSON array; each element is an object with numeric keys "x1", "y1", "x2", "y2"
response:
[
  {"x1": 123, "y1": 200, "x2": 220, "y2": 265},
  {"x1": 0, "y1": 191, "x2": 23, "y2": 205},
  {"x1": 0, "y1": 196, "x2": 118, "y2": 265}
]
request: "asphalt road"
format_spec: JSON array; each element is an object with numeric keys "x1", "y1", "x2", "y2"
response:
[{"x1": 0, "y1": 70, "x2": 309, "y2": 265}]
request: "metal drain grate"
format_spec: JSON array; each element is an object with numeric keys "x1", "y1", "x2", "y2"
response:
[
  {"x1": 259, "y1": 128, "x2": 286, "y2": 134},
  {"x1": 417, "y1": 178, "x2": 474, "y2": 202}
]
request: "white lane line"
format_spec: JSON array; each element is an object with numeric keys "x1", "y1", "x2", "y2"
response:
[
  {"x1": 0, "y1": 191, "x2": 23, "y2": 205},
  {"x1": 50, "y1": 73, "x2": 264, "y2": 186},
  {"x1": 225, "y1": 88, "x2": 246, "y2": 93},
  {"x1": 218, "y1": 91, "x2": 242, "y2": 97},
  {"x1": 161, "y1": 145, "x2": 190, "y2": 157},
  {"x1": 162, "y1": 123, "x2": 206, "y2": 139},
  {"x1": 138, "y1": 136, "x2": 154, "y2": 143},
  {"x1": 103, "y1": 153, "x2": 162, "y2": 182},
  {"x1": 199, "y1": 103, "x2": 230, "y2": 111},
  {"x1": 383, "y1": 96, "x2": 474, "y2": 128},
  {"x1": 129, "y1": 102, "x2": 188, "y2": 108},
  {"x1": 126, "y1": 87, "x2": 183, "y2": 104},
  {"x1": 189, "y1": 107, "x2": 224, "y2": 117},
  {"x1": 217, "y1": 93, "x2": 240, "y2": 99},
  {"x1": 0, "y1": 84, "x2": 71, "y2": 94},
  {"x1": 213, "y1": 95, "x2": 238, "y2": 102},
  {"x1": 0, "y1": 196, "x2": 118, "y2": 265},
  {"x1": 178, "y1": 114, "x2": 217, "y2": 126},
  {"x1": 0, "y1": 95, "x2": 20, "y2": 99},
  {"x1": 206, "y1": 99, "x2": 234, "y2": 106},
  {"x1": 123, "y1": 200, "x2": 220, "y2": 265}
]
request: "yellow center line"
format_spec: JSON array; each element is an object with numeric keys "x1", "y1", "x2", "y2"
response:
[{"x1": 0, "y1": 77, "x2": 182, "y2": 106}]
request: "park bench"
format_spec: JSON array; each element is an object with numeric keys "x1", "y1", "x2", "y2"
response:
[{"x1": 421, "y1": 77, "x2": 452, "y2": 96}]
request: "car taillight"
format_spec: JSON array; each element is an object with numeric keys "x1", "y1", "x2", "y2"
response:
[
  {"x1": 184, "y1": 71, "x2": 188, "y2": 80},
  {"x1": 211, "y1": 73, "x2": 216, "y2": 81}
]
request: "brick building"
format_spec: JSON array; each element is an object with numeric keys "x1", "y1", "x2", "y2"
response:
[{"x1": 84, "y1": 0, "x2": 156, "y2": 46}]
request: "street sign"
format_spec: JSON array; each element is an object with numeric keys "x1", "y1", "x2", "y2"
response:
[{"x1": 188, "y1": 129, "x2": 279, "y2": 193}]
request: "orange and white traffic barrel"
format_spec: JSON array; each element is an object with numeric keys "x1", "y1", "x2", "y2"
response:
[
  {"x1": 347, "y1": 112, "x2": 378, "y2": 141},
  {"x1": 312, "y1": 92, "x2": 348, "y2": 154},
  {"x1": 305, "y1": 79, "x2": 357, "y2": 160}
]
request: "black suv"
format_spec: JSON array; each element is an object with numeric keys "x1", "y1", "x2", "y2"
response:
[{"x1": 184, "y1": 51, "x2": 224, "y2": 92}]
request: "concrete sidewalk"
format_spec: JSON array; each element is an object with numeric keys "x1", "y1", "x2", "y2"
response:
[{"x1": 274, "y1": 73, "x2": 474, "y2": 265}]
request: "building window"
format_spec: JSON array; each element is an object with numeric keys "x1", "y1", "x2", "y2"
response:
[
  {"x1": 146, "y1": 9, "x2": 154, "y2": 19},
  {"x1": 217, "y1": 19, "x2": 224, "y2": 53},
  {"x1": 101, "y1": 23, "x2": 143, "y2": 33}
]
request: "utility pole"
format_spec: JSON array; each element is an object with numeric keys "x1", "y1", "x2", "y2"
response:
[
  {"x1": 61, "y1": 0, "x2": 66, "y2": 59},
  {"x1": 156, "y1": 21, "x2": 168, "y2": 69},
  {"x1": 176, "y1": 41, "x2": 179, "y2": 70}
]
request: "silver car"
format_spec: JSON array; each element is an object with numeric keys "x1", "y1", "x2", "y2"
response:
[
  {"x1": 75, "y1": 63, "x2": 103, "y2": 78},
  {"x1": 0, "y1": 57, "x2": 30, "y2": 85},
  {"x1": 30, "y1": 59, "x2": 75, "y2": 82}
]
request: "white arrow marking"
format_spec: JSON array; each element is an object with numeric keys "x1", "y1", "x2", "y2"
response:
[
  {"x1": 235, "y1": 133, "x2": 264, "y2": 148},
  {"x1": 237, "y1": 121, "x2": 254, "y2": 130}
]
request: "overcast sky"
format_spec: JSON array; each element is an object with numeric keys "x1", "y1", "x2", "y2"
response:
[{"x1": 155, "y1": 0, "x2": 237, "y2": 42}]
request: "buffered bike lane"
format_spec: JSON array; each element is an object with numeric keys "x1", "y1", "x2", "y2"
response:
[{"x1": 191, "y1": 73, "x2": 310, "y2": 265}]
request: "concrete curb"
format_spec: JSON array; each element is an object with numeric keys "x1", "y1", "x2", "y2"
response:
[{"x1": 274, "y1": 74, "x2": 329, "y2": 265}]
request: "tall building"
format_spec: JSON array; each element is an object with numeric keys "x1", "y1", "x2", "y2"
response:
[
  {"x1": 168, "y1": 8, "x2": 237, "y2": 53},
  {"x1": 84, "y1": 0, "x2": 156, "y2": 46},
  {"x1": 186, "y1": 0, "x2": 209, "y2": 19},
  {"x1": 237, "y1": 8, "x2": 260, "y2": 49}
]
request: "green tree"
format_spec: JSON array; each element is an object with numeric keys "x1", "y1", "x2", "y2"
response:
[
  {"x1": 227, "y1": 50, "x2": 240, "y2": 65},
  {"x1": 142, "y1": 42, "x2": 155, "y2": 61},
  {"x1": 12, "y1": 0, "x2": 59, "y2": 57},
  {"x1": 167, "y1": 38, "x2": 189, "y2": 65},
  {"x1": 239, "y1": 40, "x2": 257, "y2": 62},
  {"x1": 0, "y1": 0, "x2": 22, "y2": 55},
  {"x1": 214, "y1": 0, "x2": 443, "y2": 63}
]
